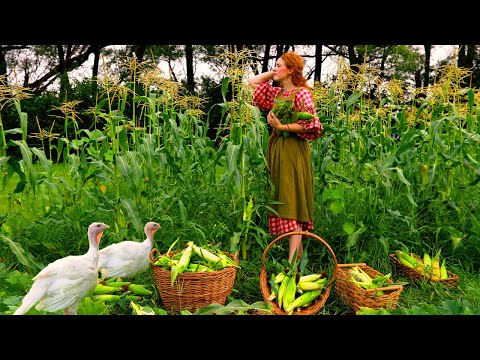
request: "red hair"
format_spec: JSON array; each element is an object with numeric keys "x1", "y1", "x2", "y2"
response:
[{"x1": 280, "y1": 51, "x2": 312, "y2": 93}]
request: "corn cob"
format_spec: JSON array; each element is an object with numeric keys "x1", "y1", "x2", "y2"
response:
[
  {"x1": 187, "y1": 263, "x2": 214, "y2": 272},
  {"x1": 275, "y1": 272, "x2": 286, "y2": 284},
  {"x1": 128, "y1": 284, "x2": 153, "y2": 296},
  {"x1": 297, "y1": 277, "x2": 327, "y2": 291},
  {"x1": 92, "y1": 283, "x2": 124, "y2": 295},
  {"x1": 214, "y1": 249, "x2": 240, "y2": 268},
  {"x1": 124, "y1": 294, "x2": 142, "y2": 302},
  {"x1": 440, "y1": 259, "x2": 448, "y2": 279},
  {"x1": 277, "y1": 274, "x2": 290, "y2": 308},
  {"x1": 298, "y1": 273, "x2": 323, "y2": 283},
  {"x1": 396, "y1": 250, "x2": 418, "y2": 269},
  {"x1": 284, "y1": 288, "x2": 323, "y2": 314},
  {"x1": 192, "y1": 244, "x2": 221, "y2": 264},
  {"x1": 171, "y1": 241, "x2": 194, "y2": 285},
  {"x1": 431, "y1": 250, "x2": 441, "y2": 279},
  {"x1": 297, "y1": 112, "x2": 314, "y2": 120},
  {"x1": 282, "y1": 274, "x2": 297, "y2": 311},
  {"x1": 106, "y1": 280, "x2": 132, "y2": 287},
  {"x1": 93, "y1": 294, "x2": 121, "y2": 302}
]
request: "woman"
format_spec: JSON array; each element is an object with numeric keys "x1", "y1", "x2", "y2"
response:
[{"x1": 248, "y1": 51, "x2": 323, "y2": 264}]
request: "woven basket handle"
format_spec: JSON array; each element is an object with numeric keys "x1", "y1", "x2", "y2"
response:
[
  {"x1": 261, "y1": 231, "x2": 338, "y2": 286},
  {"x1": 150, "y1": 248, "x2": 159, "y2": 263}
]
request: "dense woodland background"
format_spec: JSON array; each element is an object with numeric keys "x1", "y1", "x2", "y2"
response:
[{"x1": 1, "y1": 44, "x2": 479, "y2": 155}]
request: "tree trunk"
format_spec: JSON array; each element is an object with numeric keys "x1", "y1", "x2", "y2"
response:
[
  {"x1": 314, "y1": 44, "x2": 323, "y2": 84},
  {"x1": 262, "y1": 45, "x2": 271, "y2": 73},
  {"x1": 0, "y1": 46, "x2": 6, "y2": 78},
  {"x1": 423, "y1": 45, "x2": 431, "y2": 87},
  {"x1": 185, "y1": 44, "x2": 195, "y2": 93}
]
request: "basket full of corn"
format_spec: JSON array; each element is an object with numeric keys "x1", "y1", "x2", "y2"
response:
[
  {"x1": 150, "y1": 240, "x2": 239, "y2": 314},
  {"x1": 259, "y1": 231, "x2": 338, "y2": 315},
  {"x1": 389, "y1": 249, "x2": 458, "y2": 287},
  {"x1": 334, "y1": 263, "x2": 404, "y2": 312}
]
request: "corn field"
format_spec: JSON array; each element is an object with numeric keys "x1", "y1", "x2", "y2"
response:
[{"x1": 1, "y1": 49, "x2": 480, "y2": 315}]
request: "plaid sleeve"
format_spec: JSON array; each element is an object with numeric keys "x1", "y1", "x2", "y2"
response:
[
  {"x1": 252, "y1": 82, "x2": 281, "y2": 111},
  {"x1": 294, "y1": 88, "x2": 324, "y2": 141}
]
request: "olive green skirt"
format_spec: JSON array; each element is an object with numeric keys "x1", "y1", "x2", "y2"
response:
[{"x1": 267, "y1": 134, "x2": 314, "y2": 223}]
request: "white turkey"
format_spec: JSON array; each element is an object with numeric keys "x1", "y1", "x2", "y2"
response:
[
  {"x1": 13, "y1": 222, "x2": 110, "y2": 315},
  {"x1": 97, "y1": 221, "x2": 160, "y2": 280}
]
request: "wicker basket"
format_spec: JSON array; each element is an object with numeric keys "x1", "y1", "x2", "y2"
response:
[
  {"x1": 259, "y1": 231, "x2": 338, "y2": 315},
  {"x1": 389, "y1": 253, "x2": 459, "y2": 287},
  {"x1": 335, "y1": 263, "x2": 403, "y2": 312},
  {"x1": 150, "y1": 248, "x2": 238, "y2": 314}
]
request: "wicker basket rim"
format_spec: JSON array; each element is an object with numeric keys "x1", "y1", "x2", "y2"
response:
[
  {"x1": 259, "y1": 230, "x2": 338, "y2": 315},
  {"x1": 261, "y1": 230, "x2": 338, "y2": 285}
]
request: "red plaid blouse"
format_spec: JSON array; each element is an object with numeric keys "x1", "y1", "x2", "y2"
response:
[{"x1": 252, "y1": 82, "x2": 323, "y2": 141}]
